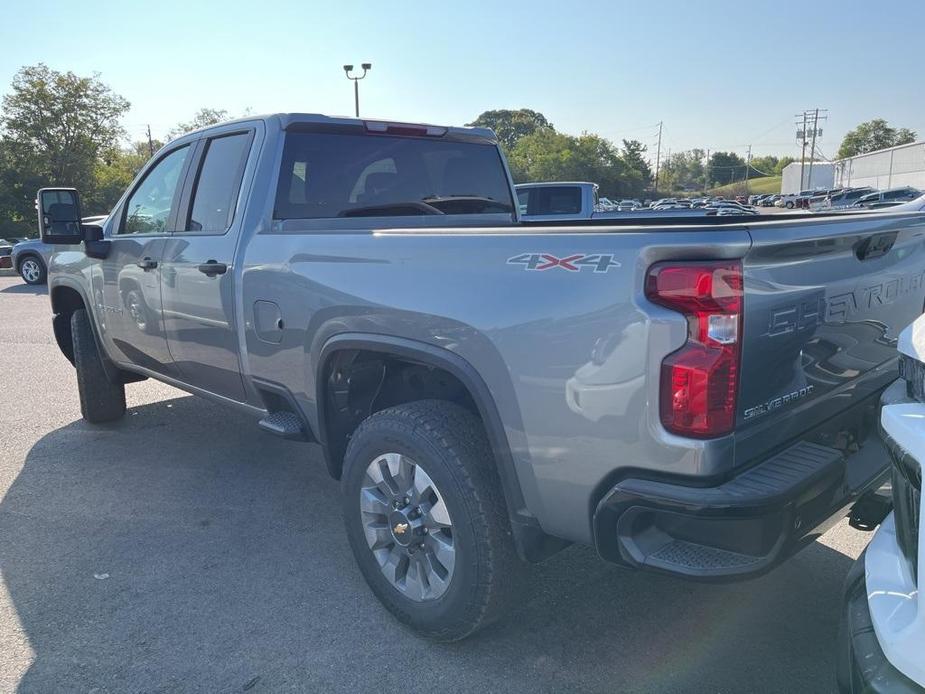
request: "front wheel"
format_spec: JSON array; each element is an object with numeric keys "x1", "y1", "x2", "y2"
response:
[
  {"x1": 342, "y1": 400, "x2": 522, "y2": 641},
  {"x1": 19, "y1": 256, "x2": 46, "y2": 285},
  {"x1": 71, "y1": 309, "x2": 126, "y2": 423},
  {"x1": 785, "y1": 200, "x2": 795, "y2": 209}
]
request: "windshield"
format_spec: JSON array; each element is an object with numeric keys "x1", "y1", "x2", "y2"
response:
[{"x1": 275, "y1": 132, "x2": 514, "y2": 219}]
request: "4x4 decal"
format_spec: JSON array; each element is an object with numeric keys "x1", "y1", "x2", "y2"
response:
[{"x1": 507, "y1": 253, "x2": 621, "y2": 273}]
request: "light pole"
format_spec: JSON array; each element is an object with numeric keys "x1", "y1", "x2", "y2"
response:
[{"x1": 343, "y1": 63, "x2": 371, "y2": 117}]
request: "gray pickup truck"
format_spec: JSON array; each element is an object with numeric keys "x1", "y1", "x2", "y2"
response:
[{"x1": 36, "y1": 113, "x2": 925, "y2": 641}]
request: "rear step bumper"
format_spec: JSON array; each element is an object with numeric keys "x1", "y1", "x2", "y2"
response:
[{"x1": 593, "y1": 437, "x2": 890, "y2": 580}]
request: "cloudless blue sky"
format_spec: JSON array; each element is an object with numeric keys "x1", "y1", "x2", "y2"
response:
[{"x1": 2, "y1": 0, "x2": 924, "y2": 161}]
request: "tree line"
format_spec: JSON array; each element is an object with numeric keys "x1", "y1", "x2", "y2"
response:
[
  {"x1": 0, "y1": 64, "x2": 918, "y2": 237},
  {"x1": 0, "y1": 65, "x2": 231, "y2": 237}
]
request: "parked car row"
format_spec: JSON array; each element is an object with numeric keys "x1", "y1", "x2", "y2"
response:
[{"x1": 775, "y1": 186, "x2": 923, "y2": 212}]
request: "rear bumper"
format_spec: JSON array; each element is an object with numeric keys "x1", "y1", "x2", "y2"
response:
[{"x1": 593, "y1": 432, "x2": 890, "y2": 581}]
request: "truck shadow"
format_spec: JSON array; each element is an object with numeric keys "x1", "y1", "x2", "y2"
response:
[{"x1": 1, "y1": 395, "x2": 854, "y2": 693}]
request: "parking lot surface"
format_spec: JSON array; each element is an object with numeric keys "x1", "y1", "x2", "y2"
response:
[{"x1": 0, "y1": 272, "x2": 871, "y2": 693}]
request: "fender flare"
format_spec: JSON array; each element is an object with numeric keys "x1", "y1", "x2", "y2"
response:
[
  {"x1": 316, "y1": 333, "x2": 563, "y2": 562},
  {"x1": 49, "y1": 280, "x2": 124, "y2": 384}
]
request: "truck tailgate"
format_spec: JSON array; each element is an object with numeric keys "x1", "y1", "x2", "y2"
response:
[{"x1": 736, "y1": 212, "x2": 925, "y2": 464}]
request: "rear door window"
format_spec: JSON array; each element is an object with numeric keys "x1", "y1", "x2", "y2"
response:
[
  {"x1": 185, "y1": 132, "x2": 253, "y2": 232},
  {"x1": 522, "y1": 186, "x2": 582, "y2": 215},
  {"x1": 275, "y1": 132, "x2": 514, "y2": 219}
]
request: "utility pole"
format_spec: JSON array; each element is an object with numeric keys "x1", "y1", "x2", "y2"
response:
[
  {"x1": 146, "y1": 124, "x2": 154, "y2": 158},
  {"x1": 704, "y1": 149, "x2": 710, "y2": 191},
  {"x1": 807, "y1": 108, "x2": 826, "y2": 189},
  {"x1": 795, "y1": 109, "x2": 828, "y2": 190},
  {"x1": 797, "y1": 112, "x2": 808, "y2": 189},
  {"x1": 653, "y1": 121, "x2": 663, "y2": 197},
  {"x1": 744, "y1": 145, "x2": 752, "y2": 194}
]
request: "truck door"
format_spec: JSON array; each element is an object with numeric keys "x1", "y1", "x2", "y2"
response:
[
  {"x1": 159, "y1": 129, "x2": 255, "y2": 402},
  {"x1": 96, "y1": 143, "x2": 194, "y2": 375}
]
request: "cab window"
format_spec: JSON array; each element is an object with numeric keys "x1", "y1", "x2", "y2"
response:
[{"x1": 120, "y1": 146, "x2": 190, "y2": 234}]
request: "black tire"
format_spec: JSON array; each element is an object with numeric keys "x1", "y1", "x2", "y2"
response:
[
  {"x1": 71, "y1": 309, "x2": 126, "y2": 423},
  {"x1": 342, "y1": 400, "x2": 522, "y2": 641},
  {"x1": 18, "y1": 255, "x2": 46, "y2": 285},
  {"x1": 785, "y1": 200, "x2": 795, "y2": 209}
]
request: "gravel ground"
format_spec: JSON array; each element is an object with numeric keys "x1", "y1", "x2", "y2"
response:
[{"x1": 0, "y1": 271, "x2": 870, "y2": 693}]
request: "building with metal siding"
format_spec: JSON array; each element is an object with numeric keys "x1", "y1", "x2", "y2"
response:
[
  {"x1": 781, "y1": 162, "x2": 834, "y2": 194},
  {"x1": 834, "y1": 141, "x2": 925, "y2": 191}
]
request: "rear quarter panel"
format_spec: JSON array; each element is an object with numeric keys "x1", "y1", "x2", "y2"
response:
[{"x1": 241, "y1": 224, "x2": 750, "y2": 543}]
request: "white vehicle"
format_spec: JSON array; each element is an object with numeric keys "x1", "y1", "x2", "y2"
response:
[{"x1": 838, "y1": 314, "x2": 925, "y2": 692}]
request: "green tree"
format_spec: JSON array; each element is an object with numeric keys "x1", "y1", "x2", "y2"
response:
[
  {"x1": 748, "y1": 155, "x2": 779, "y2": 177},
  {"x1": 773, "y1": 156, "x2": 795, "y2": 176},
  {"x1": 837, "y1": 119, "x2": 917, "y2": 159},
  {"x1": 507, "y1": 129, "x2": 643, "y2": 198},
  {"x1": 467, "y1": 109, "x2": 553, "y2": 151},
  {"x1": 83, "y1": 140, "x2": 162, "y2": 215},
  {"x1": 169, "y1": 107, "x2": 230, "y2": 139},
  {"x1": 621, "y1": 139, "x2": 651, "y2": 184},
  {"x1": 659, "y1": 149, "x2": 705, "y2": 191},
  {"x1": 0, "y1": 63, "x2": 129, "y2": 235},
  {"x1": 708, "y1": 151, "x2": 746, "y2": 186}
]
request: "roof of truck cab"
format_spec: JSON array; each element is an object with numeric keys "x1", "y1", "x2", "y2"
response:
[{"x1": 168, "y1": 113, "x2": 498, "y2": 143}]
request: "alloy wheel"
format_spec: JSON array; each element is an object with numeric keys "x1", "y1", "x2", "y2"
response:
[
  {"x1": 360, "y1": 452, "x2": 456, "y2": 601},
  {"x1": 21, "y1": 259, "x2": 40, "y2": 283}
]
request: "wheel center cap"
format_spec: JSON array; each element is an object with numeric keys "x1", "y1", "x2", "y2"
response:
[{"x1": 389, "y1": 510, "x2": 414, "y2": 546}]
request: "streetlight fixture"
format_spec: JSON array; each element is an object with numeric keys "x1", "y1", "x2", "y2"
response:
[{"x1": 343, "y1": 63, "x2": 372, "y2": 118}]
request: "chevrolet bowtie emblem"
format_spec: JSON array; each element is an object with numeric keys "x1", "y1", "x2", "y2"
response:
[{"x1": 393, "y1": 521, "x2": 409, "y2": 535}]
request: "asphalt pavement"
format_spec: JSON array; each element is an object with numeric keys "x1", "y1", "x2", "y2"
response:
[{"x1": 0, "y1": 271, "x2": 871, "y2": 693}]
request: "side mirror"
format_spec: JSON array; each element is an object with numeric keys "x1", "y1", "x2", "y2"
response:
[{"x1": 37, "y1": 188, "x2": 84, "y2": 244}]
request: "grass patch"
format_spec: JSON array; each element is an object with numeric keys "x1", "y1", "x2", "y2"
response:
[{"x1": 709, "y1": 176, "x2": 781, "y2": 197}]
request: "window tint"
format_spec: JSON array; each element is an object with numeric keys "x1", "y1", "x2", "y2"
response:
[
  {"x1": 517, "y1": 189, "x2": 529, "y2": 215},
  {"x1": 522, "y1": 186, "x2": 582, "y2": 215},
  {"x1": 275, "y1": 132, "x2": 514, "y2": 219},
  {"x1": 121, "y1": 146, "x2": 189, "y2": 234},
  {"x1": 187, "y1": 133, "x2": 252, "y2": 232}
]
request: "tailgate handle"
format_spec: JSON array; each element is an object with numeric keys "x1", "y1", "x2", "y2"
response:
[{"x1": 855, "y1": 232, "x2": 897, "y2": 261}]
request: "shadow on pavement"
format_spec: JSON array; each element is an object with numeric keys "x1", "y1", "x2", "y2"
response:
[
  {"x1": 1, "y1": 395, "x2": 853, "y2": 693},
  {"x1": 0, "y1": 281, "x2": 46, "y2": 295}
]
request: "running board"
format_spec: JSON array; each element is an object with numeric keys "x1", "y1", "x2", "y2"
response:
[{"x1": 258, "y1": 411, "x2": 309, "y2": 441}]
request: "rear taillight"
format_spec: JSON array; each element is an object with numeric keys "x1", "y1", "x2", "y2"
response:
[{"x1": 645, "y1": 260, "x2": 743, "y2": 438}]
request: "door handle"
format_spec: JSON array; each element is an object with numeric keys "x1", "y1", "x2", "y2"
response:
[
  {"x1": 136, "y1": 257, "x2": 158, "y2": 271},
  {"x1": 197, "y1": 260, "x2": 228, "y2": 277}
]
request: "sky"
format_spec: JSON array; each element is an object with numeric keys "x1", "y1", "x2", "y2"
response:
[{"x1": 2, "y1": 0, "x2": 924, "y2": 162}]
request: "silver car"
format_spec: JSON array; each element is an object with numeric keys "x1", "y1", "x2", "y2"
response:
[{"x1": 11, "y1": 215, "x2": 106, "y2": 284}]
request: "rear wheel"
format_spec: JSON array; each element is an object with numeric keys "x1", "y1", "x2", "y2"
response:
[
  {"x1": 785, "y1": 200, "x2": 795, "y2": 209},
  {"x1": 19, "y1": 256, "x2": 46, "y2": 285},
  {"x1": 342, "y1": 400, "x2": 521, "y2": 641},
  {"x1": 71, "y1": 309, "x2": 126, "y2": 423}
]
